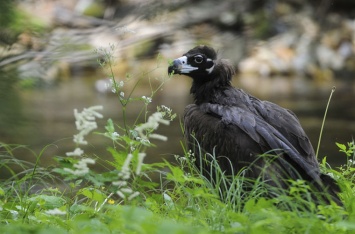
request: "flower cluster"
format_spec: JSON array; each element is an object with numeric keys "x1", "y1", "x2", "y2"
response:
[
  {"x1": 112, "y1": 152, "x2": 146, "y2": 201},
  {"x1": 45, "y1": 208, "x2": 66, "y2": 216},
  {"x1": 65, "y1": 147, "x2": 84, "y2": 157},
  {"x1": 64, "y1": 158, "x2": 96, "y2": 176},
  {"x1": 174, "y1": 149, "x2": 196, "y2": 166},
  {"x1": 157, "y1": 105, "x2": 176, "y2": 121},
  {"x1": 108, "y1": 80, "x2": 124, "y2": 94},
  {"x1": 141, "y1": 95, "x2": 152, "y2": 104},
  {"x1": 134, "y1": 112, "x2": 170, "y2": 142},
  {"x1": 66, "y1": 105, "x2": 103, "y2": 154},
  {"x1": 65, "y1": 105, "x2": 103, "y2": 176},
  {"x1": 72, "y1": 105, "x2": 103, "y2": 145}
]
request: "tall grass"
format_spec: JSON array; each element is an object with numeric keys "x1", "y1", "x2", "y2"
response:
[{"x1": 0, "y1": 46, "x2": 354, "y2": 233}]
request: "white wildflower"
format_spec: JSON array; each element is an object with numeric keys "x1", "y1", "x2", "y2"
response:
[
  {"x1": 66, "y1": 147, "x2": 84, "y2": 157},
  {"x1": 120, "y1": 188, "x2": 133, "y2": 194},
  {"x1": 135, "y1": 153, "x2": 146, "y2": 175},
  {"x1": 120, "y1": 91, "x2": 125, "y2": 97},
  {"x1": 121, "y1": 154, "x2": 133, "y2": 173},
  {"x1": 158, "y1": 105, "x2": 176, "y2": 121},
  {"x1": 64, "y1": 158, "x2": 95, "y2": 176},
  {"x1": 187, "y1": 150, "x2": 194, "y2": 157},
  {"x1": 142, "y1": 96, "x2": 152, "y2": 104},
  {"x1": 178, "y1": 156, "x2": 187, "y2": 162},
  {"x1": 135, "y1": 112, "x2": 163, "y2": 132},
  {"x1": 45, "y1": 208, "x2": 66, "y2": 216},
  {"x1": 139, "y1": 138, "x2": 151, "y2": 145},
  {"x1": 113, "y1": 152, "x2": 144, "y2": 201},
  {"x1": 116, "y1": 190, "x2": 126, "y2": 199},
  {"x1": 64, "y1": 167, "x2": 87, "y2": 176},
  {"x1": 160, "y1": 105, "x2": 172, "y2": 113},
  {"x1": 109, "y1": 79, "x2": 124, "y2": 92},
  {"x1": 118, "y1": 154, "x2": 133, "y2": 180},
  {"x1": 109, "y1": 131, "x2": 120, "y2": 140},
  {"x1": 116, "y1": 186, "x2": 140, "y2": 201},
  {"x1": 112, "y1": 180, "x2": 127, "y2": 187},
  {"x1": 155, "y1": 112, "x2": 170, "y2": 126},
  {"x1": 79, "y1": 158, "x2": 95, "y2": 165},
  {"x1": 128, "y1": 191, "x2": 140, "y2": 201},
  {"x1": 134, "y1": 112, "x2": 170, "y2": 141},
  {"x1": 71, "y1": 106, "x2": 103, "y2": 146},
  {"x1": 118, "y1": 170, "x2": 130, "y2": 180},
  {"x1": 73, "y1": 133, "x2": 88, "y2": 145},
  {"x1": 149, "y1": 134, "x2": 168, "y2": 141}
]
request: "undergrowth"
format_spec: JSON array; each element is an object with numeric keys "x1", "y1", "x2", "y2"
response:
[{"x1": 0, "y1": 45, "x2": 355, "y2": 233}]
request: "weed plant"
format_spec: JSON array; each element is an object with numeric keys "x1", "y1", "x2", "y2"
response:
[{"x1": 0, "y1": 45, "x2": 354, "y2": 233}]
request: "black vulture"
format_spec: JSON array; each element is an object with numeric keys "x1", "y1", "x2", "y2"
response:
[{"x1": 168, "y1": 45, "x2": 341, "y2": 205}]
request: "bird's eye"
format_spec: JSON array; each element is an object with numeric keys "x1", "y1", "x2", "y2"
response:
[{"x1": 194, "y1": 55, "x2": 204, "y2": 64}]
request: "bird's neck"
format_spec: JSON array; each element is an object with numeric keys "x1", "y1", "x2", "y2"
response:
[
  {"x1": 191, "y1": 79, "x2": 230, "y2": 105},
  {"x1": 191, "y1": 61, "x2": 234, "y2": 105}
]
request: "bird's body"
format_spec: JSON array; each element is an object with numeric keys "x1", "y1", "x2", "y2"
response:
[{"x1": 168, "y1": 45, "x2": 341, "y2": 205}]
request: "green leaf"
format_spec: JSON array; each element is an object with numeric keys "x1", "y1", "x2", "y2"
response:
[
  {"x1": 0, "y1": 187, "x2": 4, "y2": 196},
  {"x1": 105, "y1": 118, "x2": 115, "y2": 133},
  {"x1": 336, "y1": 142, "x2": 346, "y2": 152},
  {"x1": 28, "y1": 195, "x2": 66, "y2": 209},
  {"x1": 78, "y1": 187, "x2": 106, "y2": 203},
  {"x1": 70, "y1": 204, "x2": 94, "y2": 214},
  {"x1": 166, "y1": 166, "x2": 185, "y2": 183}
]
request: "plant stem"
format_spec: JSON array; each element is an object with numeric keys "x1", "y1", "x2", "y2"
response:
[{"x1": 316, "y1": 86, "x2": 335, "y2": 158}]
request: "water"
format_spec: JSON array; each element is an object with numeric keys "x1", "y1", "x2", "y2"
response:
[{"x1": 1, "y1": 67, "x2": 354, "y2": 178}]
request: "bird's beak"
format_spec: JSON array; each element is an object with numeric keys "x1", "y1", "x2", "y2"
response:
[
  {"x1": 168, "y1": 58, "x2": 183, "y2": 75},
  {"x1": 168, "y1": 56, "x2": 198, "y2": 75}
]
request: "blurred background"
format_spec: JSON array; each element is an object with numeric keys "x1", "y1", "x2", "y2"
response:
[{"x1": 1, "y1": 0, "x2": 355, "y2": 176}]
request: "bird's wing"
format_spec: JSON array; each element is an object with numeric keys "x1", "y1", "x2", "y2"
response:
[
  {"x1": 250, "y1": 98, "x2": 318, "y2": 166},
  {"x1": 200, "y1": 103, "x2": 321, "y2": 183}
]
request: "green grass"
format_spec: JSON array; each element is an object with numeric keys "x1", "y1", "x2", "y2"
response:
[
  {"x1": 0, "y1": 139, "x2": 354, "y2": 233},
  {"x1": 1, "y1": 47, "x2": 355, "y2": 233}
]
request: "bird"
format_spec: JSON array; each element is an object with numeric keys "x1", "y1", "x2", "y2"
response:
[{"x1": 168, "y1": 45, "x2": 341, "y2": 205}]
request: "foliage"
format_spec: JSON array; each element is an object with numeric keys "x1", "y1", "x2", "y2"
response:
[
  {"x1": 0, "y1": 0, "x2": 16, "y2": 29},
  {"x1": 0, "y1": 1, "x2": 46, "y2": 46},
  {"x1": 1, "y1": 47, "x2": 355, "y2": 233}
]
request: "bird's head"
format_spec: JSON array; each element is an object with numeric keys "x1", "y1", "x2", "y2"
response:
[{"x1": 168, "y1": 45, "x2": 217, "y2": 80}]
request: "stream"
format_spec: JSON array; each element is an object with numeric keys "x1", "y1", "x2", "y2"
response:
[{"x1": 1, "y1": 65, "x2": 354, "y2": 179}]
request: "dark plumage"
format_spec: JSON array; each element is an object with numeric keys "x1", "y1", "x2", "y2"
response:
[{"x1": 168, "y1": 45, "x2": 341, "y2": 205}]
